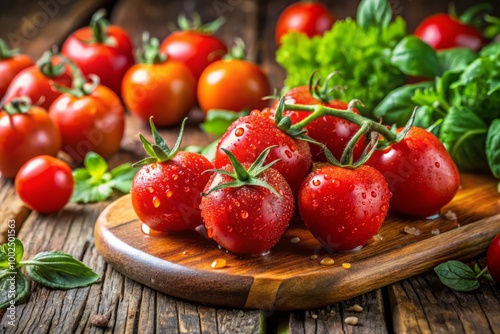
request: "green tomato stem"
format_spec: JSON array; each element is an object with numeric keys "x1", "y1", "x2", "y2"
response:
[
  {"x1": 90, "y1": 9, "x2": 111, "y2": 45},
  {"x1": 475, "y1": 265, "x2": 489, "y2": 279},
  {"x1": 0, "y1": 38, "x2": 19, "y2": 59},
  {"x1": 286, "y1": 103, "x2": 397, "y2": 142}
]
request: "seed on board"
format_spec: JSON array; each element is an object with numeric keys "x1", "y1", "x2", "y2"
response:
[
  {"x1": 290, "y1": 237, "x2": 301, "y2": 244},
  {"x1": 344, "y1": 316, "x2": 359, "y2": 326},
  {"x1": 211, "y1": 258, "x2": 227, "y2": 269},
  {"x1": 310, "y1": 254, "x2": 318, "y2": 260},
  {"x1": 404, "y1": 226, "x2": 421, "y2": 236},
  {"x1": 346, "y1": 304, "x2": 363, "y2": 312},
  {"x1": 320, "y1": 257, "x2": 335, "y2": 266},
  {"x1": 311, "y1": 314, "x2": 318, "y2": 319}
]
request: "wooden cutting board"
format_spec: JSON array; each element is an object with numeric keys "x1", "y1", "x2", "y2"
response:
[{"x1": 94, "y1": 173, "x2": 500, "y2": 311}]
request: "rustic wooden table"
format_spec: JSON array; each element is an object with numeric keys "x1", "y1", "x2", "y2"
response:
[{"x1": 1, "y1": 0, "x2": 499, "y2": 333}]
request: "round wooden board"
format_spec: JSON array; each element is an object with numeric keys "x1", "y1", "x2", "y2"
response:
[{"x1": 94, "y1": 173, "x2": 500, "y2": 311}]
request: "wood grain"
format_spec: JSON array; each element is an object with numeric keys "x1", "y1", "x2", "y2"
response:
[{"x1": 94, "y1": 173, "x2": 500, "y2": 311}]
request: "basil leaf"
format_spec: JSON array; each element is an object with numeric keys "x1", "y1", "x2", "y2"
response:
[
  {"x1": 0, "y1": 269, "x2": 30, "y2": 308},
  {"x1": 0, "y1": 239, "x2": 23, "y2": 270},
  {"x1": 486, "y1": 119, "x2": 500, "y2": 178},
  {"x1": 391, "y1": 36, "x2": 442, "y2": 77},
  {"x1": 440, "y1": 106, "x2": 489, "y2": 171},
  {"x1": 374, "y1": 82, "x2": 433, "y2": 127},
  {"x1": 434, "y1": 260, "x2": 480, "y2": 292},
  {"x1": 201, "y1": 109, "x2": 249, "y2": 136},
  {"x1": 479, "y1": 41, "x2": 500, "y2": 58},
  {"x1": 0, "y1": 245, "x2": 8, "y2": 270},
  {"x1": 25, "y1": 251, "x2": 100, "y2": 289},
  {"x1": 437, "y1": 48, "x2": 477, "y2": 72},
  {"x1": 84, "y1": 152, "x2": 108, "y2": 179},
  {"x1": 356, "y1": 0, "x2": 392, "y2": 29},
  {"x1": 71, "y1": 152, "x2": 138, "y2": 203}
]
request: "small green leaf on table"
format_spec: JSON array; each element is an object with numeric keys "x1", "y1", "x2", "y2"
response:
[{"x1": 434, "y1": 260, "x2": 480, "y2": 292}]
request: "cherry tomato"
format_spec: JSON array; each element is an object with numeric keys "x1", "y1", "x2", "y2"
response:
[
  {"x1": 131, "y1": 151, "x2": 213, "y2": 234},
  {"x1": 0, "y1": 100, "x2": 61, "y2": 178},
  {"x1": 197, "y1": 58, "x2": 270, "y2": 114},
  {"x1": 272, "y1": 85, "x2": 364, "y2": 162},
  {"x1": 15, "y1": 155, "x2": 74, "y2": 213},
  {"x1": 487, "y1": 233, "x2": 500, "y2": 283},
  {"x1": 122, "y1": 35, "x2": 196, "y2": 127},
  {"x1": 160, "y1": 15, "x2": 227, "y2": 81},
  {"x1": 275, "y1": 1, "x2": 335, "y2": 46},
  {"x1": 3, "y1": 52, "x2": 72, "y2": 111},
  {"x1": 201, "y1": 162, "x2": 294, "y2": 256},
  {"x1": 299, "y1": 164, "x2": 390, "y2": 252},
  {"x1": 414, "y1": 13, "x2": 485, "y2": 51},
  {"x1": 0, "y1": 39, "x2": 34, "y2": 99},
  {"x1": 214, "y1": 110, "x2": 311, "y2": 195},
  {"x1": 366, "y1": 127, "x2": 460, "y2": 217},
  {"x1": 61, "y1": 10, "x2": 134, "y2": 96}
]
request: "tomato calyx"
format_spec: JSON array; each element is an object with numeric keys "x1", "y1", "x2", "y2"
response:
[
  {"x1": 85, "y1": 9, "x2": 116, "y2": 46},
  {"x1": 308, "y1": 70, "x2": 346, "y2": 104},
  {"x1": 176, "y1": 13, "x2": 225, "y2": 34},
  {"x1": 222, "y1": 38, "x2": 247, "y2": 61},
  {"x1": 2, "y1": 97, "x2": 33, "y2": 115},
  {"x1": 52, "y1": 56, "x2": 99, "y2": 98},
  {"x1": 0, "y1": 38, "x2": 19, "y2": 59},
  {"x1": 36, "y1": 48, "x2": 66, "y2": 79},
  {"x1": 450, "y1": 3, "x2": 491, "y2": 27},
  {"x1": 137, "y1": 32, "x2": 166, "y2": 65},
  {"x1": 202, "y1": 146, "x2": 282, "y2": 197},
  {"x1": 133, "y1": 117, "x2": 187, "y2": 167}
]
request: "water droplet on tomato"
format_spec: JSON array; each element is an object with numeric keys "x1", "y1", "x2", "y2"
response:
[
  {"x1": 371, "y1": 191, "x2": 377, "y2": 198},
  {"x1": 152, "y1": 196, "x2": 161, "y2": 208},
  {"x1": 227, "y1": 226, "x2": 233, "y2": 232},
  {"x1": 331, "y1": 179, "x2": 340, "y2": 188},
  {"x1": 352, "y1": 228, "x2": 358, "y2": 234},
  {"x1": 380, "y1": 204, "x2": 388, "y2": 212},
  {"x1": 290, "y1": 145, "x2": 296, "y2": 152},
  {"x1": 361, "y1": 193, "x2": 367, "y2": 199},
  {"x1": 348, "y1": 184, "x2": 355, "y2": 192},
  {"x1": 207, "y1": 228, "x2": 213, "y2": 238},
  {"x1": 312, "y1": 179, "x2": 321, "y2": 186},
  {"x1": 241, "y1": 210, "x2": 249, "y2": 219},
  {"x1": 323, "y1": 174, "x2": 331, "y2": 180},
  {"x1": 172, "y1": 174, "x2": 178, "y2": 180},
  {"x1": 235, "y1": 127, "x2": 245, "y2": 137},
  {"x1": 151, "y1": 163, "x2": 157, "y2": 169},
  {"x1": 338, "y1": 226, "x2": 345, "y2": 233},
  {"x1": 435, "y1": 162, "x2": 440, "y2": 168},
  {"x1": 312, "y1": 200, "x2": 320, "y2": 207},
  {"x1": 147, "y1": 187, "x2": 154, "y2": 193},
  {"x1": 166, "y1": 189, "x2": 173, "y2": 198},
  {"x1": 184, "y1": 187, "x2": 190, "y2": 193},
  {"x1": 285, "y1": 150, "x2": 293, "y2": 159}
]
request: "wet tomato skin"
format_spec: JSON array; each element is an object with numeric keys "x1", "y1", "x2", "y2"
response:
[
  {"x1": 299, "y1": 165, "x2": 390, "y2": 252},
  {"x1": 201, "y1": 164, "x2": 294, "y2": 256},
  {"x1": 15, "y1": 155, "x2": 74, "y2": 213},
  {"x1": 130, "y1": 151, "x2": 213, "y2": 234},
  {"x1": 272, "y1": 86, "x2": 364, "y2": 162},
  {"x1": 487, "y1": 233, "x2": 500, "y2": 283},
  {"x1": 366, "y1": 127, "x2": 460, "y2": 218},
  {"x1": 0, "y1": 54, "x2": 34, "y2": 99},
  {"x1": 214, "y1": 110, "x2": 311, "y2": 195}
]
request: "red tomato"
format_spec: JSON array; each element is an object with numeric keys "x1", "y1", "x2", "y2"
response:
[
  {"x1": 160, "y1": 25, "x2": 227, "y2": 81},
  {"x1": 201, "y1": 163, "x2": 294, "y2": 256},
  {"x1": 299, "y1": 164, "x2": 390, "y2": 252},
  {"x1": 197, "y1": 59, "x2": 271, "y2": 114},
  {"x1": 272, "y1": 85, "x2": 364, "y2": 162},
  {"x1": 275, "y1": 1, "x2": 335, "y2": 46},
  {"x1": 131, "y1": 152, "x2": 213, "y2": 234},
  {"x1": 0, "y1": 102, "x2": 61, "y2": 178},
  {"x1": 122, "y1": 35, "x2": 196, "y2": 127},
  {"x1": 61, "y1": 10, "x2": 134, "y2": 95},
  {"x1": 366, "y1": 127, "x2": 460, "y2": 217},
  {"x1": 414, "y1": 13, "x2": 485, "y2": 51},
  {"x1": 0, "y1": 41, "x2": 34, "y2": 99},
  {"x1": 49, "y1": 84, "x2": 125, "y2": 162},
  {"x1": 487, "y1": 233, "x2": 500, "y2": 283},
  {"x1": 3, "y1": 54, "x2": 72, "y2": 111},
  {"x1": 15, "y1": 155, "x2": 74, "y2": 213},
  {"x1": 214, "y1": 110, "x2": 312, "y2": 195}
]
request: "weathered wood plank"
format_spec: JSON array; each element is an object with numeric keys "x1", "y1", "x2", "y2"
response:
[
  {"x1": 0, "y1": 178, "x2": 30, "y2": 244},
  {"x1": 0, "y1": 0, "x2": 114, "y2": 59}
]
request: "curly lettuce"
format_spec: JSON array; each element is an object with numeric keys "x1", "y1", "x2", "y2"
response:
[{"x1": 276, "y1": 17, "x2": 406, "y2": 116}]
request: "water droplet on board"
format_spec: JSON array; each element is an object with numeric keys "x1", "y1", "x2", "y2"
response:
[
  {"x1": 211, "y1": 258, "x2": 227, "y2": 269},
  {"x1": 320, "y1": 257, "x2": 335, "y2": 266}
]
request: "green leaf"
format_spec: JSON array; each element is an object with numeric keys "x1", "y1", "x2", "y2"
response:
[
  {"x1": 0, "y1": 269, "x2": 30, "y2": 309},
  {"x1": 479, "y1": 40, "x2": 500, "y2": 58},
  {"x1": 24, "y1": 251, "x2": 100, "y2": 289},
  {"x1": 0, "y1": 239, "x2": 23, "y2": 270},
  {"x1": 486, "y1": 119, "x2": 500, "y2": 178},
  {"x1": 440, "y1": 106, "x2": 489, "y2": 171},
  {"x1": 201, "y1": 110, "x2": 249, "y2": 136},
  {"x1": 391, "y1": 36, "x2": 442, "y2": 77},
  {"x1": 434, "y1": 260, "x2": 480, "y2": 292},
  {"x1": 84, "y1": 152, "x2": 108, "y2": 179},
  {"x1": 71, "y1": 152, "x2": 138, "y2": 203},
  {"x1": 437, "y1": 48, "x2": 477, "y2": 72},
  {"x1": 356, "y1": 0, "x2": 392, "y2": 29},
  {"x1": 374, "y1": 82, "x2": 433, "y2": 127}
]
